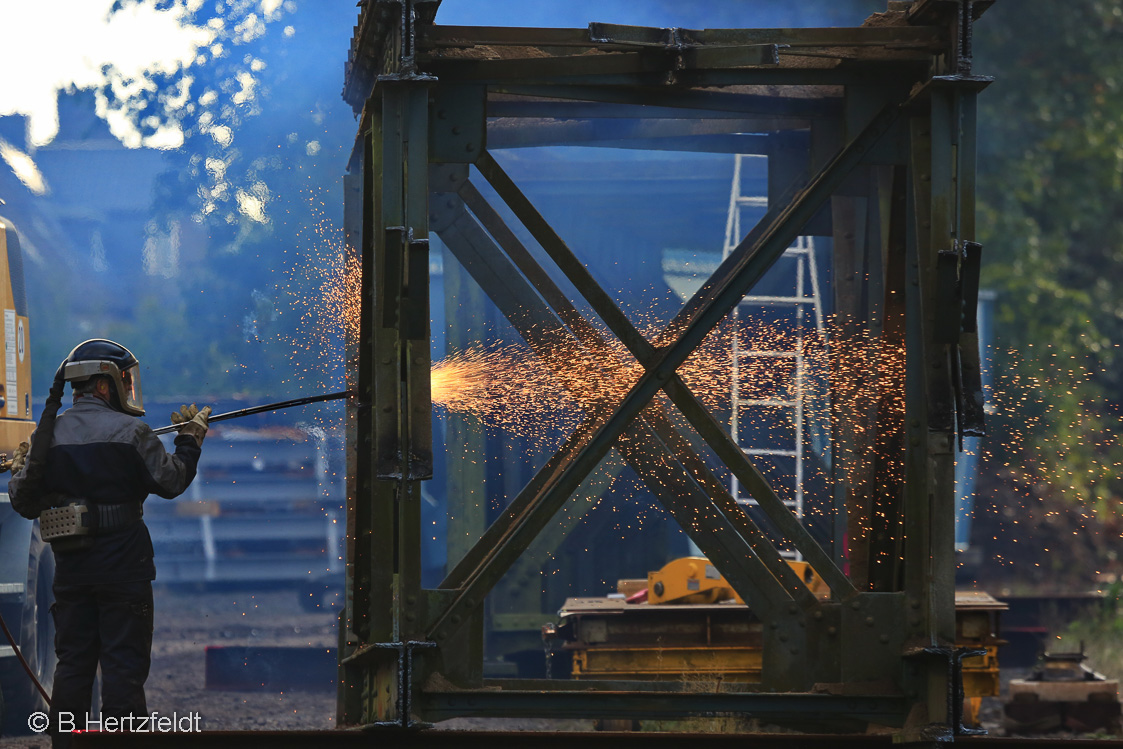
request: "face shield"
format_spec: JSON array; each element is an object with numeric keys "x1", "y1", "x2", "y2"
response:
[
  {"x1": 63, "y1": 360, "x2": 145, "y2": 416},
  {"x1": 118, "y1": 363, "x2": 144, "y2": 417}
]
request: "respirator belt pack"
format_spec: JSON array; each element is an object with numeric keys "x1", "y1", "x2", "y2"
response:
[{"x1": 39, "y1": 500, "x2": 144, "y2": 551}]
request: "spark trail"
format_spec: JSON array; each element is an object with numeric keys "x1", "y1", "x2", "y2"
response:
[{"x1": 281, "y1": 214, "x2": 1123, "y2": 587}]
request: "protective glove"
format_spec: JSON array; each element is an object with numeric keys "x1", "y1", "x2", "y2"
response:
[
  {"x1": 171, "y1": 404, "x2": 212, "y2": 447},
  {"x1": 0, "y1": 441, "x2": 28, "y2": 473},
  {"x1": 11, "y1": 441, "x2": 29, "y2": 474}
]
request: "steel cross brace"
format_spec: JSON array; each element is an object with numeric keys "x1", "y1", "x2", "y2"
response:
[
  {"x1": 471, "y1": 152, "x2": 855, "y2": 601},
  {"x1": 424, "y1": 97, "x2": 903, "y2": 652},
  {"x1": 429, "y1": 192, "x2": 810, "y2": 620}
]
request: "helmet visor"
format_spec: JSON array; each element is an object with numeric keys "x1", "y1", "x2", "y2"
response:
[{"x1": 119, "y1": 363, "x2": 144, "y2": 416}]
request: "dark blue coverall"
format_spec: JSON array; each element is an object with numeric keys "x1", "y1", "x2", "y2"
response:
[{"x1": 9, "y1": 395, "x2": 201, "y2": 746}]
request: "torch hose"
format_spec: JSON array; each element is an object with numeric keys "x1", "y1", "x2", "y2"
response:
[{"x1": 152, "y1": 390, "x2": 353, "y2": 436}]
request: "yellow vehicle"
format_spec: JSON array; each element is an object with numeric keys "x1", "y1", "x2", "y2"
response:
[{"x1": 0, "y1": 216, "x2": 52, "y2": 734}]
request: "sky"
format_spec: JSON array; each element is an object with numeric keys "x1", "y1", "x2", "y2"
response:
[{"x1": 0, "y1": 0, "x2": 296, "y2": 201}]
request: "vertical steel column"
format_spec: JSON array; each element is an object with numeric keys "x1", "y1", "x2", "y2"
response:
[
  {"x1": 339, "y1": 169, "x2": 364, "y2": 725},
  {"x1": 900, "y1": 79, "x2": 971, "y2": 738},
  {"x1": 349, "y1": 73, "x2": 434, "y2": 724}
]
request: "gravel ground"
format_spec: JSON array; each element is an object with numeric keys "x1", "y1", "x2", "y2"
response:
[
  {"x1": 0, "y1": 585, "x2": 338, "y2": 746},
  {"x1": 0, "y1": 592, "x2": 1102, "y2": 744}
]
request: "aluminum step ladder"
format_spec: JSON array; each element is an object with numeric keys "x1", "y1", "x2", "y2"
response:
[{"x1": 723, "y1": 153, "x2": 825, "y2": 560}]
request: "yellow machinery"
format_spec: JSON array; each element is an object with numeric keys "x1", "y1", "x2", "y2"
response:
[
  {"x1": 0, "y1": 217, "x2": 34, "y2": 455},
  {"x1": 645, "y1": 556, "x2": 830, "y2": 605},
  {"x1": 553, "y1": 558, "x2": 1006, "y2": 724}
]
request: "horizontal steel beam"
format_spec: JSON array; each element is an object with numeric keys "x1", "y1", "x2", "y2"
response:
[
  {"x1": 426, "y1": 46, "x2": 778, "y2": 82},
  {"x1": 487, "y1": 95, "x2": 839, "y2": 120},
  {"x1": 486, "y1": 117, "x2": 808, "y2": 150},
  {"x1": 421, "y1": 24, "x2": 945, "y2": 51},
  {"x1": 491, "y1": 85, "x2": 845, "y2": 114},
  {"x1": 419, "y1": 687, "x2": 908, "y2": 724}
]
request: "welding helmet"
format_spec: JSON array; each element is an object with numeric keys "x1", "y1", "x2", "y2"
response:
[{"x1": 62, "y1": 339, "x2": 145, "y2": 416}]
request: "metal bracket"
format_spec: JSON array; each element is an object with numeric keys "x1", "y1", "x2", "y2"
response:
[
  {"x1": 959, "y1": 240, "x2": 983, "y2": 334},
  {"x1": 586, "y1": 22, "x2": 779, "y2": 83},
  {"x1": 922, "y1": 645, "x2": 989, "y2": 737},
  {"x1": 954, "y1": 241, "x2": 986, "y2": 444},
  {"x1": 934, "y1": 248, "x2": 962, "y2": 345},
  {"x1": 366, "y1": 640, "x2": 438, "y2": 729}
]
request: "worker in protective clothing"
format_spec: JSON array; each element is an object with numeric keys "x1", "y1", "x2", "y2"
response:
[{"x1": 7, "y1": 339, "x2": 210, "y2": 748}]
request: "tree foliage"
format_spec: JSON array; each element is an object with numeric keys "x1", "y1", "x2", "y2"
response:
[{"x1": 975, "y1": 0, "x2": 1123, "y2": 518}]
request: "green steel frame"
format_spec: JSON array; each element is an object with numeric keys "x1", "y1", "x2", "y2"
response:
[{"x1": 338, "y1": 0, "x2": 994, "y2": 741}]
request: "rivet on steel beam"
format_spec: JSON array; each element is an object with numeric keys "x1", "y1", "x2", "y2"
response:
[
  {"x1": 465, "y1": 143, "x2": 474, "y2": 152},
  {"x1": 827, "y1": 626, "x2": 838, "y2": 636},
  {"x1": 452, "y1": 126, "x2": 461, "y2": 135},
  {"x1": 910, "y1": 436, "x2": 920, "y2": 447},
  {"x1": 910, "y1": 599, "x2": 921, "y2": 609},
  {"x1": 865, "y1": 616, "x2": 875, "y2": 627},
  {"x1": 779, "y1": 634, "x2": 789, "y2": 643},
  {"x1": 851, "y1": 601, "x2": 861, "y2": 610},
  {"x1": 813, "y1": 610, "x2": 824, "y2": 621}
]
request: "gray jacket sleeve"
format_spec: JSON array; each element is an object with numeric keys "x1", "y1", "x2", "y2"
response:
[
  {"x1": 136, "y1": 425, "x2": 202, "y2": 500},
  {"x1": 8, "y1": 429, "x2": 49, "y2": 519}
]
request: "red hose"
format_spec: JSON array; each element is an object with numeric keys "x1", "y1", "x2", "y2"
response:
[{"x1": 0, "y1": 607, "x2": 51, "y2": 705}]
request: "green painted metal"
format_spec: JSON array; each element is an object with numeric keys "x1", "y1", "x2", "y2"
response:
[
  {"x1": 342, "y1": 0, "x2": 994, "y2": 737},
  {"x1": 464, "y1": 160, "x2": 842, "y2": 603}
]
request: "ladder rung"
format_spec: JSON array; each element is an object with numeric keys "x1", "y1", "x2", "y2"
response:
[
  {"x1": 740, "y1": 447, "x2": 799, "y2": 458},
  {"x1": 736, "y1": 351, "x2": 798, "y2": 359},
  {"x1": 738, "y1": 295, "x2": 817, "y2": 305},
  {"x1": 734, "y1": 497, "x2": 799, "y2": 508}
]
